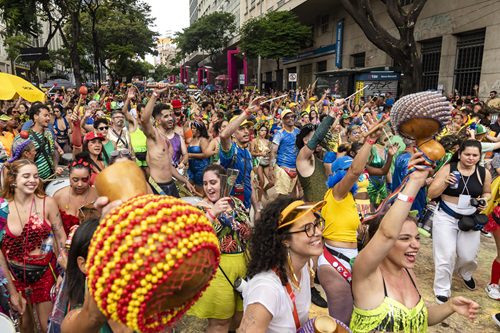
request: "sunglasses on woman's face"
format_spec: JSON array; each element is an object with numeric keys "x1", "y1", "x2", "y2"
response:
[
  {"x1": 285, "y1": 214, "x2": 325, "y2": 238},
  {"x1": 98, "y1": 126, "x2": 109, "y2": 130}
]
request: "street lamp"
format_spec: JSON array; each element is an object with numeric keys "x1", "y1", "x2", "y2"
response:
[{"x1": 84, "y1": 0, "x2": 101, "y2": 86}]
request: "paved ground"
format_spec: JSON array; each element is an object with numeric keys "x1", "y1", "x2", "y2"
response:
[{"x1": 174, "y1": 233, "x2": 498, "y2": 332}]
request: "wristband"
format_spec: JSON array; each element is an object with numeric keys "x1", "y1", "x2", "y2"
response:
[
  {"x1": 244, "y1": 107, "x2": 252, "y2": 116},
  {"x1": 152, "y1": 92, "x2": 159, "y2": 98},
  {"x1": 365, "y1": 138, "x2": 377, "y2": 145},
  {"x1": 397, "y1": 193, "x2": 414, "y2": 203},
  {"x1": 207, "y1": 209, "x2": 216, "y2": 220}
]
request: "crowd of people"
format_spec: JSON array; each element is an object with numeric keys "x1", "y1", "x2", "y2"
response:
[{"x1": 0, "y1": 82, "x2": 498, "y2": 333}]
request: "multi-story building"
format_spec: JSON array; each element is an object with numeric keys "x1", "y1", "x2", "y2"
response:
[
  {"x1": 155, "y1": 36, "x2": 177, "y2": 67},
  {"x1": 240, "y1": 0, "x2": 500, "y2": 98}
]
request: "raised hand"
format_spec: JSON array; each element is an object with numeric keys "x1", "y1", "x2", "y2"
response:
[{"x1": 407, "y1": 152, "x2": 431, "y2": 186}]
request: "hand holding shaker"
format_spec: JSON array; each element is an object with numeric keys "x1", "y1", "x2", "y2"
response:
[{"x1": 450, "y1": 171, "x2": 461, "y2": 190}]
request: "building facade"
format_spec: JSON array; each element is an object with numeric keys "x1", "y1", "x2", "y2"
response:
[
  {"x1": 155, "y1": 37, "x2": 178, "y2": 67},
  {"x1": 239, "y1": 0, "x2": 500, "y2": 98}
]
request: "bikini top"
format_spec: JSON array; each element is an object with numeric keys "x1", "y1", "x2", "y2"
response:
[
  {"x1": 54, "y1": 117, "x2": 69, "y2": 140},
  {"x1": 350, "y1": 269, "x2": 428, "y2": 333}
]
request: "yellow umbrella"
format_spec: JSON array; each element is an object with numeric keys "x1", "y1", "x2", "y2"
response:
[{"x1": 0, "y1": 72, "x2": 46, "y2": 102}]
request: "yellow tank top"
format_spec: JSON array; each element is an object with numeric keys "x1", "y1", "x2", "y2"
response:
[{"x1": 321, "y1": 188, "x2": 360, "y2": 242}]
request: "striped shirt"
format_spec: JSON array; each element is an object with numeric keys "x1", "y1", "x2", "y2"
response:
[{"x1": 26, "y1": 130, "x2": 55, "y2": 180}]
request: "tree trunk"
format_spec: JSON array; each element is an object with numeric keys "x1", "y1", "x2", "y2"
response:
[
  {"x1": 70, "y1": 11, "x2": 82, "y2": 86},
  {"x1": 394, "y1": 44, "x2": 423, "y2": 95}
]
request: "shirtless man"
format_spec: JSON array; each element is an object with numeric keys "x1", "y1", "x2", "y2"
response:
[{"x1": 141, "y1": 85, "x2": 196, "y2": 196}]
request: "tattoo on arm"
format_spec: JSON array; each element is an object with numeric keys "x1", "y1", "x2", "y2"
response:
[{"x1": 238, "y1": 312, "x2": 257, "y2": 333}]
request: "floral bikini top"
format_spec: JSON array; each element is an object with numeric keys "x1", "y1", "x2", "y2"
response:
[
  {"x1": 350, "y1": 269, "x2": 428, "y2": 333},
  {"x1": 200, "y1": 197, "x2": 251, "y2": 254}
]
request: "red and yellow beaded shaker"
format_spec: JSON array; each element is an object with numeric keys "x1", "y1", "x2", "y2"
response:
[{"x1": 87, "y1": 160, "x2": 220, "y2": 333}]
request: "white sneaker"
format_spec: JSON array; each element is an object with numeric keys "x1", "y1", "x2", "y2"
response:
[{"x1": 485, "y1": 283, "x2": 500, "y2": 300}]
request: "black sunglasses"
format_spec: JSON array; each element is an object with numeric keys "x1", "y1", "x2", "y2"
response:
[
  {"x1": 98, "y1": 126, "x2": 109, "y2": 130},
  {"x1": 285, "y1": 214, "x2": 325, "y2": 237}
]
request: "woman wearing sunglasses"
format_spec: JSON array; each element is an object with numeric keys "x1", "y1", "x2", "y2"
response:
[
  {"x1": 93, "y1": 118, "x2": 115, "y2": 164},
  {"x1": 238, "y1": 197, "x2": 325, "y2": 333}
]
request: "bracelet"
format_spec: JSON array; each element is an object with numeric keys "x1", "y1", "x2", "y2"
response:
[
  {"x1": 207, "y1": 209, "x2": 216, "y2": 220},
  {"x1": 244, "y1": 107, "x2": 252, "y2": 116},
  {"x1": 365, "y1": 138, "x2": 377, "y2": 145},
  {"x1": 152, "y1": 92, "x2": 159, "y2": 98},
  {"x1": 397, "y1": 193, "x2": 415, "y2": 203}
]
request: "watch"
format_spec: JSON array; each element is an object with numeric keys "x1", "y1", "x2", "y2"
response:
[{"x1": 397, "y1": 193, "x2": 414, "y2": 203}]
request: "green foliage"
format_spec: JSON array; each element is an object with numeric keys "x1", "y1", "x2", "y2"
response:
[
  {"x1": 111, "y1": 58, "x2": 152, "y2": 81},
  {"x1": 4, "y1": 34, "x2": 31, "y2": 60},
  {"x1": 78, "y1": 0, "x2": 158, "y2": 80},
  {"x1": 174, "y1": 11, "x2": 236, "y2": 63},
  {"x1": 38, "y1": 60, "x2": 54, "y2": 72},
  {"x1": 239, "y1": 11, "x2": 311, "y2": 61},
  {"x1": 0, "y1": 0, "x2": 38, "y2": 35}
]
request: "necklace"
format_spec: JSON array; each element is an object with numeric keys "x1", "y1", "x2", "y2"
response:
[
  {"x1": 13, "y1": 198, "x2": 34, "y2": 231},
  {"x1": 66, "y1": 187, "x2": 91, "y2": 211}
]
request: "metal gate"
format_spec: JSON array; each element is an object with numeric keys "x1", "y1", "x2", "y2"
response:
[
  {"x1": 454, "y1": 29, "x2": 485, "y2": 96},
  {"x1": 421, "y1": 38, "x2": 442, "y2": 91}
]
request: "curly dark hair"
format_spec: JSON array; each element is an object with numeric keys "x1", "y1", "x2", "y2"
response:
[{"x1": 246, "y1": 196, "x2": 295, "y2": 286}]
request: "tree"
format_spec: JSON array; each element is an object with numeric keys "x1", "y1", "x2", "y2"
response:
[
  {"x1": 174, "y1": 11, "x2": 236, "y2": 65},
  {"x1": 239, "y1": 11, "x2": 311, "y2": 71},
  {"x1": 339, "y1": 0, "x2": 427, "y2": 95},
  {"x1": 78, "y1": 0, "x2": 158, "y2": 82}
]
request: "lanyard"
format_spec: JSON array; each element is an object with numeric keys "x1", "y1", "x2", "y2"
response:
[
  {"x1": 284, "y1": 282, "x2": 301, "y2": 330},
  {"x1": 273, "y1": 268, "x2": 301, "y2": 330},
  {"x1": 323, "y1": 247, "x2": 352, "y2": 284}
]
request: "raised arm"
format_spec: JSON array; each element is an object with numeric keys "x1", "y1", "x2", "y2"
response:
[
  {"x1": 353, "y1": 153, "x2": 429, "y2": 279},
  {"x1": 297, "y1": 102, "x2": 339, "y2": 162},
  {"x1": 140, "y1": 85, "x2": 170, "y2": 140},
  {"x1": 333, "y1": 114, "x2": 381, "y2": 200},
  {"x1": 220, "y1": 96, "x2": 263, "y2": 151}
]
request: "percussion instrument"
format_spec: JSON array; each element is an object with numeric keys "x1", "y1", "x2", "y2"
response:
[
  {"x1": 0, "y1": 313, "x2": 16, "y2": 333},
  {"x1": 88, "y1": 160, "x2": 220, "y2": 333},
  {"x1": 61, "y1": 153, "x2": 73, "y2": 165},
  {"x1": 390, "y1": 91, "x2": 452, "y2": 162},
  {"x1": 45, "y1": 178, "x2": 69, "y2": 197},
  {"x1": 297, "y1": 315, "x2": 352, "y2": 333}
]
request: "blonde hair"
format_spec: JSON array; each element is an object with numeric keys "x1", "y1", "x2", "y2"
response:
[{"x1": 1, "y1": 159, "x2": 45, "y2": 200}]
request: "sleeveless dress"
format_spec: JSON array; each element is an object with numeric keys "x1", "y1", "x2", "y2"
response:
[
  {"x1": 188, "y1": 145, "x2": 209, "y2": 186},
  {"x1": 350, "y1": 269, "x2": 428, "y2": 333},
  {"x1": 0, "y1": 198, "x2": 57, "y2": 303}
]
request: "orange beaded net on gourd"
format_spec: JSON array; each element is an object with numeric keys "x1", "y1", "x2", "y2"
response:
[{"x1": 87, "y1": 194, "x2": 220, "y2": 333}]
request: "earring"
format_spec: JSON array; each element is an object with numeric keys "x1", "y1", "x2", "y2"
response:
[
  {"x1": 287, "y1": 248, "x2": 300, "y2": 291},
  {"x1": 10, "y1": 183, "x2": 16, "y2": 188}
]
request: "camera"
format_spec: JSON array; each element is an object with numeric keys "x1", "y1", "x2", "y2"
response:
[
  {"x1": 234, "y1": 277, "x2": 248, "y2": 295},
  {"x1": 470, "y1": 198, "x2": 486, "y2": 208}
]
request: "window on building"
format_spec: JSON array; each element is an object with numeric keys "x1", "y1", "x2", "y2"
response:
[
  {"x1": 421, "y1": 38, "x2": 442, "y2": 90},
  {"x1": 352, "y1": 53, "x2": 365, "y2": 68},
  {"x1": 320, "y1": 15, "x2": 329, "y2": 34},
  {"x1": 265, "y1": 71, "x2": 272, "y2": 82},
  {"x1": 399, "y1": 0, "x2": 414, "y2": 6},
  {"x1": 454, "y1": 29, "x2": 485, "y2": 96},
  {"x1": 317, "y1": 61, "x2": 327, "y2": 73}
]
